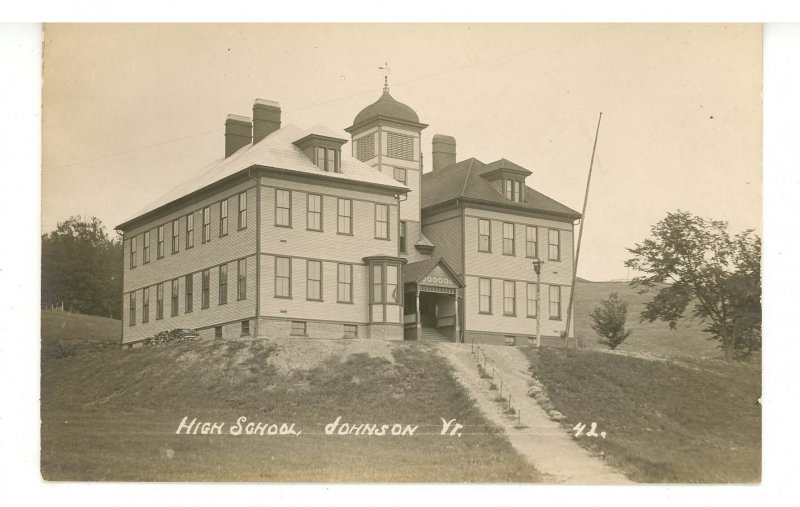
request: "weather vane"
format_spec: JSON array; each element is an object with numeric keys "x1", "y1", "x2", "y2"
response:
[{"x1": 379, "y1": 62, "x2": 390, "y2": 91}]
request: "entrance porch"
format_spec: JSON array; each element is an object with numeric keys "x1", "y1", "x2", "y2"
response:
[{"x1": 402, "y1": 257, "x2": 465, "y2": 342}]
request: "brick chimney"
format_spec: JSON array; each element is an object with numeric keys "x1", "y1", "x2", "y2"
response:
[
  {"x1": 224, "y1": 114, "x2": 252, "y2": 158},
  {"x1": 432, "y1": 134, "x2": 456, "y2": 172},
  {"x1": 252, "y1": 99, "x2": 281, "y2": 143}
]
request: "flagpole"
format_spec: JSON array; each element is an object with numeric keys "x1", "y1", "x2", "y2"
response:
[{"x1": 564, "y1": 112, "x2": 602, "y2": 347}]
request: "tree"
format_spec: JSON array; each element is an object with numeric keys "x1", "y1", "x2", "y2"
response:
[
  {"x1": 590, "y1": 292, "x2": 632, "y2": 350},
  {"x1": 41, "y1": 216, "x2": 122, "y2": 319},
  {"x1": 624, "y1": 210, "x2": 761, "y2": 361}
]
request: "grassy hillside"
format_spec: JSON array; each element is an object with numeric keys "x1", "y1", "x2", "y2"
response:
[
  {"x1": 41, "y1": 338, "x2": 542, "y2": 482},
  {"x1": 575, "y1": 280, "x2": 720, "y2": 358},
  {"x1": 41, "y1": 310, "x2": 121, "y2": 344},
  {"x1": 522, "y1": 347, "x2": 761, "y2": 483}
]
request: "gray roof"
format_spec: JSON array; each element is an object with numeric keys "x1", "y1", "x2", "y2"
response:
[
  {"x1": 118, "y1": 123, "x2": 408, "y2": 229},
  {"x1": 351, "y1": 89, "x2": 422, "y2": 127},
  {"x1": 403, "y1": 257, "x2": 464, "y2": 287},
  {"x1": 421, "y1": 158, "x2": 581, "y2": 220}
]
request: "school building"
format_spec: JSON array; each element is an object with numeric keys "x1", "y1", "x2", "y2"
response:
[{"x1": 117, "y1": 85, "x2": 580, "y2": 346}]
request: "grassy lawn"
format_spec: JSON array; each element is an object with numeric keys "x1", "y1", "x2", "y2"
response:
[
  {"x1": 41, "y1": 337, "x2": 541, "y2": 482},
  {"x1": 41, "y1": 310, "x2": 121, "y2": 344},
  {"x1": 521, "y1": 346, "x2": 761, "y2": 483},
  {"x1": 575, "y1": 280, "x2": 720, "y2": 358}
]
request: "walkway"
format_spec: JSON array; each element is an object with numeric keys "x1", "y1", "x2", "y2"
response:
[{"x1": 437, "y1": 342, "x2": 632, "y2": 484}]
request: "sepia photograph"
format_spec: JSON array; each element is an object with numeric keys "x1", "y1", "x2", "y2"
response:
[{"x1": 37, "y1": 23, "x2": 763, "y2": 484}]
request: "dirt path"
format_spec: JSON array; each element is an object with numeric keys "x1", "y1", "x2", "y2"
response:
[{"x1": 438, "y1": 343, "x2": 632, "y2": 483}]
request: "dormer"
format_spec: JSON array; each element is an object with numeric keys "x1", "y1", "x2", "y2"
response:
[
  {"x1": 480, "y1": 159, "x2": 532, "y2": 203},
  {"x1": 293, "y1": 128, "x2": 348, "y2": 173}
]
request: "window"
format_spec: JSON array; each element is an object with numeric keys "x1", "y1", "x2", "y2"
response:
[
  {"x1": 503, "y1": 280, "x2": 516, "y2": 316},
  {"x1": 387, "y1": 132, "x2": 414, "y2": 160},
  {"x1": 185, "y1": 274, "x2": 193, "y2": 313},
  {"x1": 306, "y1": 260, "x2": 322, "y2": 301},
  {"x1": 241, "y1": 320, "x2": 251, "y2": 336},
  {"x1": 307, "y1": 194, "x2": 322, "y2": 231},
  {"x1": 504, "y1": 335, "x2": 517, "y2": 346},
  {"x1": 218, "y1": 264, "x2": 228, "y2": 305},
  {"x1": 387, "y1": 265, "x2": 399, "y2": 304},
  {"x1": 276, "y1": 189, "x2": 291, "y2": 227},
  {"x1": 478, "y1": 219, "x2": 491, "y2": 252},
  {"x1": 526, "y1": 283, "x2": 538, "y2": 317},
  {"x1": 399, "y1": 221, "x2": 407, "y2": 254},
  {"x1": 315, "y1": 147, "x2": 340, "y2": 172},
  {"x1": 502, "y1": 222, "x2": 515, "y2": 255},
  {"x1": 143, "y1": 231, "x2": 150, "y2": 263},
  {"x1": 291, "y1": 321, "x2": 307, "y2": 336},
  {"x1": 372, "y1": 265, "x2": 383, "y2": 304},
  {"x1": 219, "y1": 199, "x2": 228, "y2": 237},
  {"x1": 171, "y1": 219, "x2": 180, "y2": 254},
  {"x1": 186, "y1": 213, "x2": 194, "y2": 249},
  {"x1": 337, "y1": 198, "x2": 352, "y2": 234},
  {"x1": 275, "y1": 256, "x2": 291, "y2": 298},
  {"x1": 171, "y1": 279, "x2": 179, "y2": 316},
  {"x1": 202, "y1": 207, "x2": 210, "y2": 243},
  {"x1": 354, "y1": 134, "x2": 375, "y2": 161},
  {"x1": 479, "y1": 278, "x2": 492, "y2": 314},
  {"x1": 129, "y1": 292, "x2": 136, "y2": 326},
  {"x1": 238, "y1": 191, "x2": 247, "y2": 230},
  {"x1": 201, "y1": 269, "x2": 210, "y2": 309},
  {"x1": 549, "y1": 285, "x2": 562, "y2": 320},
  {"x1": 156, "y1": 283, "x2": 164, "y2": 320},
  {"x1": 393, "y1": 167, "x2": 407, "y2": 184},
  {"x1": 343, "y1": 324, "x2": 358, "y2": 339},
  {"x1": 504, "y1": 179, "x2": 523, "y2": 202},
  {"x1": 548, "y1": 229, "x2": 560, "y2": 261},
  {"x1": 337, "y1": 264, "x2": 352, "y2": 303},
  {"x1": 526, "y1": 226, "x2": 537, "y2": 258},
  {"x1": 129, "y1": 237, "x2": 137, "y2": 269},
  {"x1": 375, "y1": 204, "x2": 389, "y2": 239},
  {"x1": 237, "y1": 258, "x2": 247, "y2": 300},
  {"x1": 155, "y1": 225, "x2": 164, "y2": 259},
  {"x1": 142, "y1": 287, "x2": 149, "y2": 324},
  {"x1": 214, "y1": 326, "x2": 222, "y2": 339}
]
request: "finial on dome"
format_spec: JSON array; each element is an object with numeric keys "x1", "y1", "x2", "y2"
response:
[{"x1": 379, "y1": 61, "x2": 390, "y2": 92}]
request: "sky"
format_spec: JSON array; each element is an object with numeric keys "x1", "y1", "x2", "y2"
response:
[{"x1": 41, "y1": 23, "x2": 762, "y2": 281}]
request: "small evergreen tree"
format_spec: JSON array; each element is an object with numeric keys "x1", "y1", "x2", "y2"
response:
[{"x1": 590, "y1": 292, "x2": 632, "y2": 350}]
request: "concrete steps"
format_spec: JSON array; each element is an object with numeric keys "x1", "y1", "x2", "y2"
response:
[{"x1": 420, "y1": 327, "x2": 450, "y2": 342}]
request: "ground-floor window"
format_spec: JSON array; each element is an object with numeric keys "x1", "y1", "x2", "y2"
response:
[
  {"x1": 479, "y1": 278, "x2": 492, "y2": 314},
  {"x1": 343, "y1": 324, "x2": 358, "y2": 339},
  {"x1": 291, "y1": 321, "x2": 307, "y2": 336},
  {"x1": 549, "y1": 285, "x2": 562, "y2": 320}
]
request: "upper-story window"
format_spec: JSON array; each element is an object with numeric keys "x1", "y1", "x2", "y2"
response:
[
  {"x1": 526, "y1": 226, "x2": 537, "y2": 258},
  {"x1": 143, "y1": 231, "x2": 151, "y2": 264},
  {"x1": 171, "y1": 218, "x2": 180, "y2": 254},
  {"x1": 354, "y1": 134, "x2": 376, "y2": 161},
  {"x1": 185, "y1": 213, "x2": 194, "y2": 249},
  {"x1": 504, "y1": 179, "x2": 523, "y2": 202},
  {"x1": 316, "y1": 147, "x2": 341, "y2": 173},
  {"x1": 157, "y1": 225, "x2": 165, "y2": 259},
  {"x1": 393, "y1": 167, "x2": 407, "y2": 184},
  {"x1": 478, "y1": 219, "x2": 491, "y2": 252},
  {"x1": 337, "y1": 198, "x2": 352, "y2": 235},
  {"x1": 307, "y1": 194, "x2": 322, "y2": 231},
  {"x1": 375, "y1": 204, "x2": 389, "y2": 240},
  {"x1": 502, "y1": 222, "x2": 515, "y2": 256},
  {"x1": 399, "y1": 221, "x2": 407, "y2": 254},
  {"x1": 129, "y1": 237, "x2": 137, "y2": 269},
  {"x1": 202, "y1": 207, "x2": 210, "y2": 243},
  {"x1": 276, "y1": 189, "x2": 291, "y2": 227},
  {"x1": 238, "y1": 191, "x2": 247, "y2": 230},
  {"x1": 387, "y1": 132, "x2": 414, "y2": 160},
  {"x1": 548, "y1": 229, "x2": 561, "y2": 261},
  {"x1": 219, "y1": 199, "x2": 228, "y2": 237}
]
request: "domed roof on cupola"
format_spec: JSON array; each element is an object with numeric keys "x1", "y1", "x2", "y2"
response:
[{"x1": 346, "y1": 87, "x2": 427, "y2": 132}]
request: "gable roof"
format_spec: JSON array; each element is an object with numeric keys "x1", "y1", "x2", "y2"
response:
[
  {"x1": 117, "y1": 124, "x2": 408, "y2": 229},
  {"x1": 421, "y1": 158, "x2": 581, "y2": 220},
  {"x1": 403, "y1": 256, "x2": 464, "y2": 288}
]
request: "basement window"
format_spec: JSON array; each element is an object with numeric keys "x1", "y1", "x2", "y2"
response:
[
  {"x1": 241, "y1": 320, "x2": 250, "y2": 337},
  {"x1": 291, "y1": 321, "x2": 307, "y2": 336},
  {"x1": 214, "y1": 326, "x2": 222, "y2": 339},
  {"x1": 504, "y1": 335, "x2": 516, "y2": 346},
  {"x1": 343, "y1": 324, "x2": 358, "y2": 339}
]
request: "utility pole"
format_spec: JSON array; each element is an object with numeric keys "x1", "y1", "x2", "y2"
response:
[
  {"x1": 564, "y1": 112, "x2": 603, "y2": 347},
  {"x1": 532, "y1": 259, "x2": 544, "y2": 347}
]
